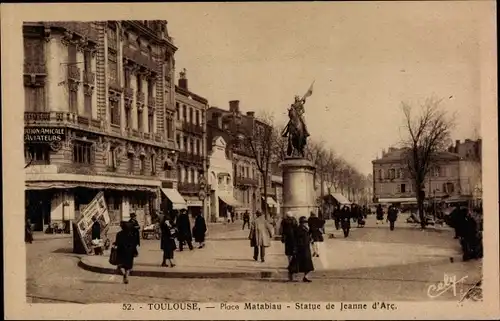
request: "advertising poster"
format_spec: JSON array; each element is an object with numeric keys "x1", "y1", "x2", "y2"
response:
[{"x1": 75, "y1": 191, "x2": 111, "y2": 254}]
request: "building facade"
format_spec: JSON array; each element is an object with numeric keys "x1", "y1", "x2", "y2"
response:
[
  {"x1": 372, "y1": 144, "x2": 482, "y2": 204},
  {"x1": 23, "y1": 21, "x2": 179, "y2": 232},
  {"x1": 174, "y1": 69, "x2": 208, "y2": 218}
]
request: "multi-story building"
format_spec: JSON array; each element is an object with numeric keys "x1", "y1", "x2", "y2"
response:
[
  {"x1": 23, "y1": 21, "x2": 180, "y2": 232},
  {"x1": 372, "y1": 143, "x2": 482, "y2": 204},
  {"x1": 207, "y1": 101, "x2": 271, "y2": 219},
  {"x1": 174, "y1": 69, "x2": 208, "y2": 218}
]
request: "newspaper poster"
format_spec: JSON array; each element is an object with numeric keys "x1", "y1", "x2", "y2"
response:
[{"x1": 75, "y1": 191, "x2": 110, "y2": 254}]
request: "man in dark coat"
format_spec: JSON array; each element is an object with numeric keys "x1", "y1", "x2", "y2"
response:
[
  {"x1": 340, "y1": 205, "x2": 351, "y2": 238},
  {"x1": 288, "y1": 216, "x2": 314, "y2": 282},
  {"x1": 387, "y1": 205, "x2": 398, "y2": 231},
  {"x1": 128, "y1": 213, "x2": 141, "y2": 248},
  {"x1": 280, "y1": 211, "x2": 298, "y2": 263},
  {"x1": 160, "y1": 215, "x2": 177, "y2": 267},
  {"x1": 242, "y1": 211, "x2": 250, "y2": 230},
  {"x1": 114, "y1": 221, "x2": 138, "y2": 284},
  {"x1": 192, "y1": 212, "x2": 207, "y2": 249},
  {"x1": 307, "y1": 212, "x2": 324, "y2": 257},
  {"x1": 333, "y1": 205, "x2": 341, "y2": 230},
  {"x1": 376, "y1": 204, "x2": 384, "y2": 224},
  {"x1": 176, "y1": 209, "x2": 193, "y2": 251}
]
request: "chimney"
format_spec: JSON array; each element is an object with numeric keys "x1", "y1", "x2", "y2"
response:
[
  {"x1": 178, "y1": 68, "x2": 188, "y2": 90},
  {"x1": 246, "y1": 111, "x2": 255, "y2": 118},
  {"x1": 229, "y1": 100, "x2": 240, "y2": 114}
]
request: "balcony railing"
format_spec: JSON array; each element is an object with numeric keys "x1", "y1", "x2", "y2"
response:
[
  {"x1": 49, "y1": 22, "x2": 99, "y2": 43},
  {"x1": 178, "y1": 182, "x2": 201, "y2": 194},
  {"x1": 182, "y1": 122, "x2": 204, "y2": 135},
  {"x1": 178, "y1": 151, "x2": 204, "y2": 164},
  {"x1": 24, "y1": 62, "x2": 47, "y2": 75},
  {"x1": 235, "y1": 177, "x2": 259, "y2": 187},
  {"x1": 24, "y1": 111, "x2": 102, "y2": 130},
  {"x1": 83, "y1": 71, "x2": 95, "y2": 86},
  {"x1": 67, "y1": 65, "x2": 81, "y2": 82},
  {"x1": 123, "y1": 45, "x2": 157, "y2": 71}
]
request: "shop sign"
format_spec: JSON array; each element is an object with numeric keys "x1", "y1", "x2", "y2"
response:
[
  {"x1": 187, "y1": 199, "x2": 203, "y2": 207},
  {"x1": 24, "y1": 127, "x2": 65, "y2": 143},
  {"x1": 75, "y1": 191, "x2": 111, "y2": 254}
]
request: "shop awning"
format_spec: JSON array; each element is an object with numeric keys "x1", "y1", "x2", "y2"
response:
[
  {"x1": 219, "y1": 194, "x2": 242, "y2": 207},
  {"x1": 161, "y1": 188, "x2": 187, "y2": 210},
  {"x1": 328, "y1": 193, "x2": 351, "y2": 205},
  {"x1": 378, "y1": 197, "x2": 417, "y2": 204},
  {"x1": 25, "y1": 181, "x2": 158, "y2": 193},
  {"x1": 262, "y1": 196, "x2": 278, "y2": 207}
]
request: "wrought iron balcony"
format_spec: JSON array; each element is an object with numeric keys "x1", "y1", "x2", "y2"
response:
[
  {"x1": 123, "y1": 45, "x2": 157, "y2": 71},
  {"x1": 182, "y1": 122, "x2": 204, "y2": 136},
  {"x1": 24, "y1": 62, "x2": 47, "y2": 75},
  {"x1": 178, "y1": 182, "x2": 201, "y2": 194},
  {"x1": 83, "y1": 71, "x2": 95, "y2": 86},
  {"x1": 67, "y1": 65, "x2": 81, "y2": 82},
  {"x1": 49, "y1": 22, "x2": 99, "y2": 43},
  {"x1": 24, "y1": 111, "x2": 102, "y2": 130}
]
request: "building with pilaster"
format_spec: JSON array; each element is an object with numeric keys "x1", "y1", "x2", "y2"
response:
[{"x1": 23, "y1": 21, "x2": 180, "y2": 232}]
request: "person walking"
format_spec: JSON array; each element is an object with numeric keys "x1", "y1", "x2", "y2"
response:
[
  {"x1": 288, "y1": 216, "x2": 314, "y2": 282},
  {"x1": 387, "y1": 205, "x2": 398, "y2": 231},
  {"x1": 280, "y1": 211, "x2": 298, "y2": 263},
  {"x1": 376, "y1": 204, "x2": 384, "y2": 224},
  {"x1": 307, "y1": 212, "x2": 324, "y2": 257},
  {"x1": 114, "y1": 221, "x2": 139, "y2": 284},
  {"x1": 333, "y1": 205, "x2": 341, "y2": 230},
  {"x1": 160, "y1": 215, "x2": 177, "y2": 267},
  {"x1": 242, "y1": 211, "x2": 250, "y2": 230},
  {"x1": 192, "y1": 212, "x2": 207, "y2": 249},
  {"x1": 176, "y1": 209, "x2": 194, "y2": 251},
  {"x1": 25, "y1": 218, "x2": 33, "y2": 244},
  {"x1": 340, "y1": 205, "x2": 351, "y2": 238},
  {"x1": 248, "y1": 211, "x2": 273, "y2": 262}
]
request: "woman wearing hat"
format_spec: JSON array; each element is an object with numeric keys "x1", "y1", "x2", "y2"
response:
[{"x1": 288, "y1": 216, "x2": 314, "y2": 282}]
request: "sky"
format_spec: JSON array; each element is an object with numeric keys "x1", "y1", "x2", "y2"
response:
[{"x1": 160, "y1": 2, "x2": 490, "y2": 174}]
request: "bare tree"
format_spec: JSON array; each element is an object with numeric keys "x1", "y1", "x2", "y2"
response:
[{"x1": 400, "y1": 98, "x2": 455, "y2": 229}]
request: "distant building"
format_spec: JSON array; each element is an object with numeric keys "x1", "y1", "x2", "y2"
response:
[
  {"x1": 173, "y1": 69, "x2": 208, "y2": 219},
  {"x1": 372, "y1": 142, "x2": 482, "y2": 204}
]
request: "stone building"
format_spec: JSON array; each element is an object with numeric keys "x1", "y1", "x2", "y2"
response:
[
  {"x1": 174, "y1": 69, "x2": 208, "y2": 218},
  {"x1": 207, "y1": 101, "x2": 272, "y2": 219},
  {"x1": 372, "y1": 144, "x2": 482, "y2": 204},
  {"x1": 23, "y1": 21, "x2": 180, "y2": 232}
]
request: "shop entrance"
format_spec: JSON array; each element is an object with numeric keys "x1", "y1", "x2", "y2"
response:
[{"x1": 25, "y1": 189, "x2": 52, "y2": 231}]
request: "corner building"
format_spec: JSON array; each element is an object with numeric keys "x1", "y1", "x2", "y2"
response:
[{"x1": 23, "y1": 21, "x2": 179, "y2": 232}]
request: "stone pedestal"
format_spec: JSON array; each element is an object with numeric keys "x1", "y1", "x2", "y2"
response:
[{"x1": 280, "y1": 157, "x2": 318, "y2": 220}]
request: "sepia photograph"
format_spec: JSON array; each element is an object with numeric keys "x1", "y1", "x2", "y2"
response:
[{"x1": 2, "y1": 1, "x2": 498, "y2": 320}]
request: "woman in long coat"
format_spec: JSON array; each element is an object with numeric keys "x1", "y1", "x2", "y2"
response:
[
  {"x1": 176, "y1": 210, "x2": 193, "y2": 251},
  {"x1": 160, "y1": 216, "x2": 177, "y2": 267},
  {"x1": 288, "y1": 216, "x2": 314, "y2": 282},
  {"x1": 249, "y1": 211, "x2": 274, "y2": 262},
  {"x1": 114, "y1": 221, "x2": 138, "y2": 284},
  {"x1": 192, "y1": 212, "x2": 207, "y2": 249}
]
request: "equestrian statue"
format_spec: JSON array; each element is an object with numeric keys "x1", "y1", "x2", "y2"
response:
[{"x1": 282, "y1": 82, "x2": 314, "y2": 158}]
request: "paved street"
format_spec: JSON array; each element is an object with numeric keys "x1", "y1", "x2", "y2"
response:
[{"x1": 27, "y1": 216, "x2": 482, "y2": 303}]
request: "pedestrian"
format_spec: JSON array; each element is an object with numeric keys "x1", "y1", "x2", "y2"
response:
[
  {"x1": 192, "y1": 212, "x2": 207, "y2": 249},
  {"x1": 341, "y1": 205, "x2": 351, "y2": 238},
  {"x1": 387, "y1": 205, "x2": 398, "y2": 231},
  {"x1": 333, "y1": 205, "x2": 341, "y2": 230},
  {"x1": 307, "y1": 212, "x2": 324, "y2": 257},
  {"x1": 114, "y1": 221, "x2": 139, "y2": 284},
  {"x1": 242, "y1": 210, "x2": 250, "y2": 230},
  {"x1": 176, "y1": 209, "x2": 194, "y2": 251},
  {"x1": 230, "y1": 211, "x2": 235, "y2": 223},
  {"x1": 288, "y1": 216, "x2": 314, "y2": 282},
  {"x1": 128, "y1": 212, "x2": 141, "y2": 248},
  {"x1": 280, "y1": 211, "x2": 298, "y2": 263},
  {"x1": 376, "y1": 204, "x2": 384, "y2": 224},
  {"x1": 91, "y1": 216, "x2": 103, "y2": 255},
  {"x1": 25, "y1": 218, "x2": 33, "y2": 244},
  {"x1": 160, "y1": 215, "x2": 177, "y2": 267},
  {"x1": 248, "y1": 211, "x2": 274, "y2": 263}
]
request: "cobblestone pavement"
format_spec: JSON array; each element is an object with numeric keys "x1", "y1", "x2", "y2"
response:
[{"x1": 26, "y1": 217, "x2": 482, "y2": 303}]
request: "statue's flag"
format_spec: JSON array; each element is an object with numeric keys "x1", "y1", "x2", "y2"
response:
[{"x1": 302, "y1": 81, "x2": 315, "y2": 100}]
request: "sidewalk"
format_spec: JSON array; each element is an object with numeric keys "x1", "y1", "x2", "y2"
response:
[{"x1": 79, "y1": 227, "x2": 464, "y2": 279}]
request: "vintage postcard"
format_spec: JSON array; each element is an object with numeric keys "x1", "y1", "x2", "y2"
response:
[{"x1": 2, "y1": 1, "x2": 499, "y2": 320}]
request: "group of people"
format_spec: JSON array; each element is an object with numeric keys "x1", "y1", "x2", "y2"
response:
[
  {"x1": 332, "y1": 204, "x2": 367, "y2": 237},
  {"x1": 446, "y1": 204, "x2": 483, "y2": 261},
  {"x1": 111, "y1": 209, "x2": 207, "y2": 284},
  {"x1": 375, "y1": 204, "x2": 399, "y2": 230}
]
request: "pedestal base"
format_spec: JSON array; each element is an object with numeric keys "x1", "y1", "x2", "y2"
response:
[{"x1": 280, "y1": 157, "x2": 318, "y2": 220}]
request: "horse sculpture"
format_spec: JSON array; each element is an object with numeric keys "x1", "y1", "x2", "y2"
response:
[{"x1": 283, "y1": 106, "x2": 307, "y2": 158}]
